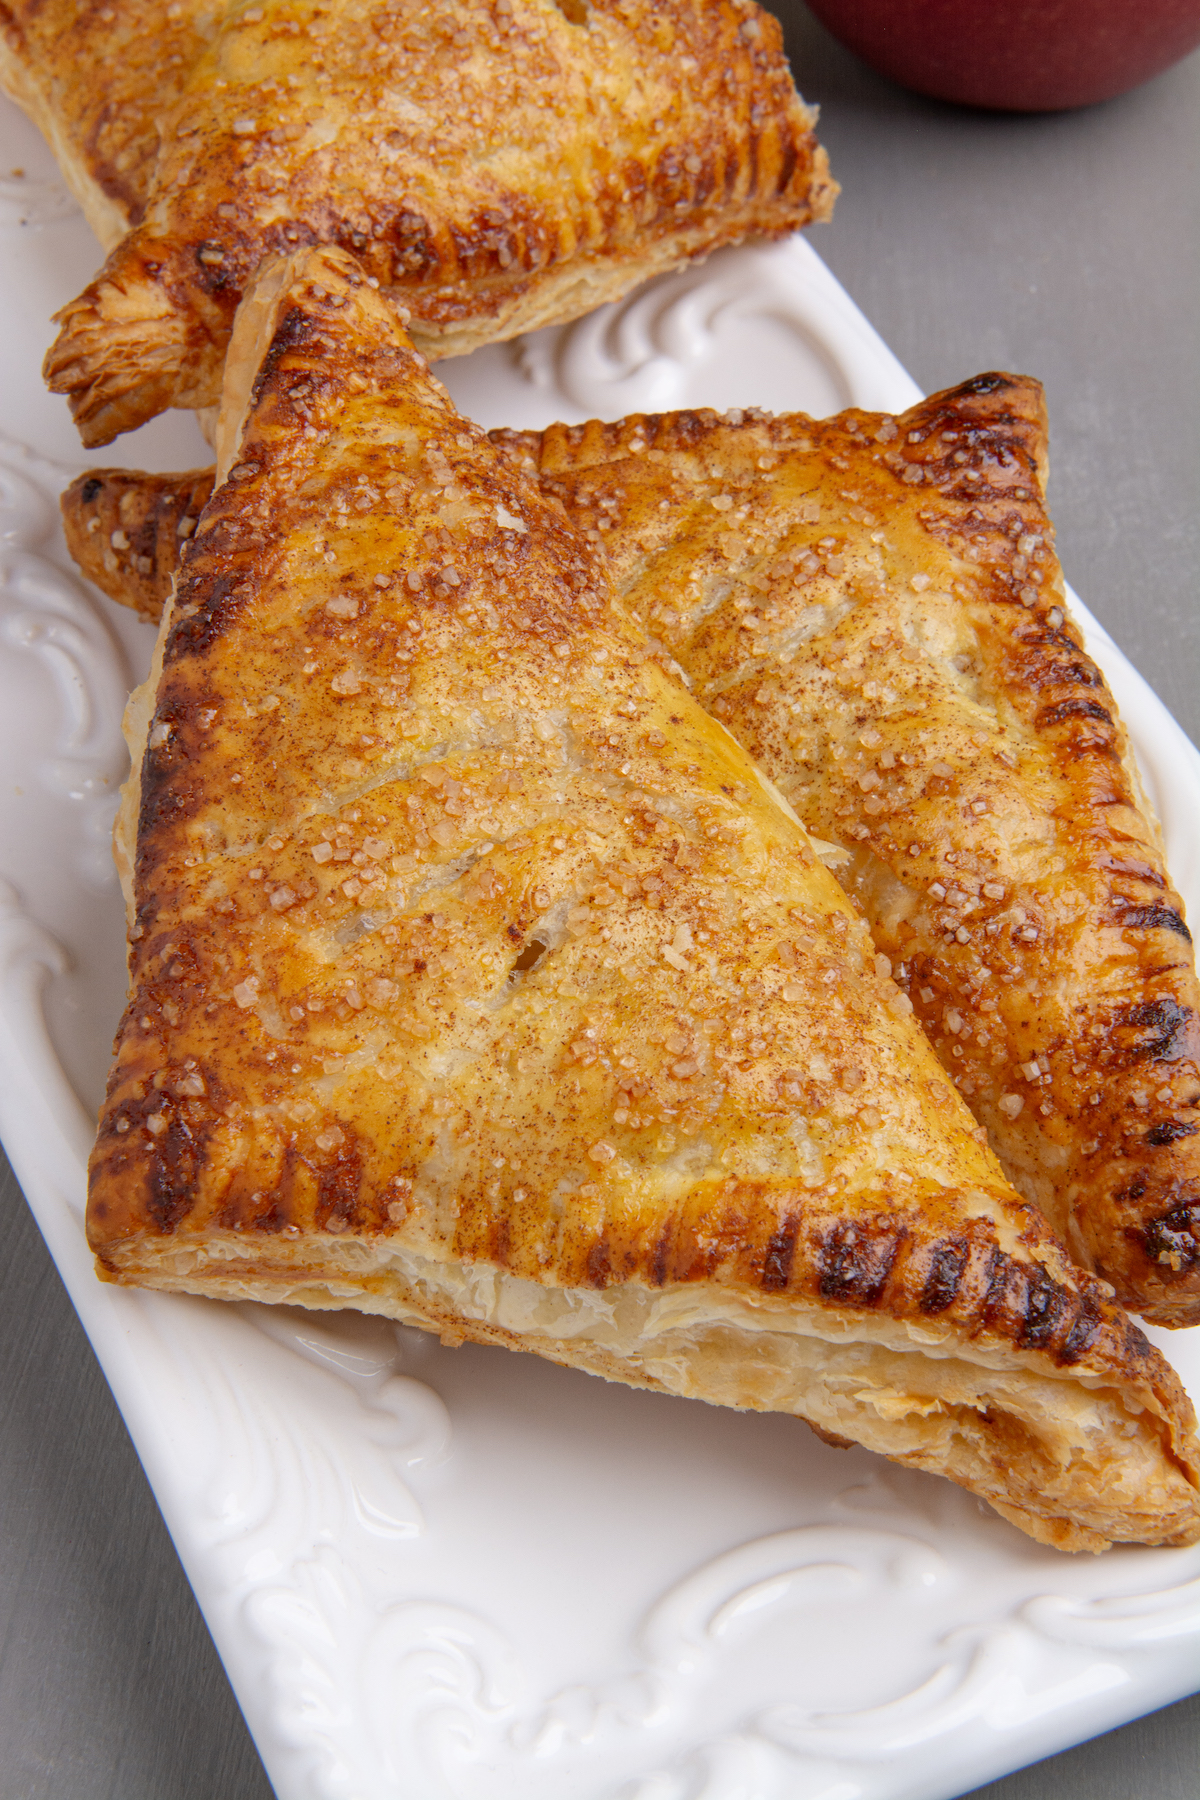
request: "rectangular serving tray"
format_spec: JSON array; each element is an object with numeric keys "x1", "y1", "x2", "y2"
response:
[{"x1": 1, "y1": 89, "x2": 1198, "y2": 1800}]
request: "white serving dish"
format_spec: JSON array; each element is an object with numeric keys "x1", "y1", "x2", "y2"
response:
[{"x1": 1, "y1": 90, "x2": 1198, "y2": 1800}]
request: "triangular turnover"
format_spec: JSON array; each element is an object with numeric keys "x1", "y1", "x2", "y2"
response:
[{"x1": 491, "y1": 386, "x2": 1200, "y2": 1328}]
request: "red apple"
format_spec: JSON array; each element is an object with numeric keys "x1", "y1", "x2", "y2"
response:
[{"x1": 802, "y1": 0, "x2": 1200, "y2": 111}]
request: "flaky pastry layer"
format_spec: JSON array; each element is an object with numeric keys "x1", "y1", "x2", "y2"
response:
[{"x1": 107, "y1": 1230, "x2": 1200, "y2": 1553}]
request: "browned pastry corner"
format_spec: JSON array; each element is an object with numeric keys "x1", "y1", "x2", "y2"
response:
[
  {"x1": 492, "y1": 377, "x2": 1200, "y2": 1327},
  {"x1": 21, "y1": 0, "x2": 835, "y2": 447},
  {"x1": 67, "y1": 378, "x2": 1200, "y2": 1327},
  {"x1": 62, "y1": 467, "x2": 216, "y2": 621},
  {"x1": 85, "y1": 249, "x2": 1200, "y2": 1551},
  {"x1": 0, "y1": 1, "x2": 219, "y2": 246}
]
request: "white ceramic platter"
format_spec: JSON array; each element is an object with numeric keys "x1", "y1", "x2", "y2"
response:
[{"x1": 2, "y1": 90, "x2": 1199, "y2": 1800}]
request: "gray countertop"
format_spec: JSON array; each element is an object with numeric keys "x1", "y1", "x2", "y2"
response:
[{"x1": 2, "y1": 7, "x2": 1198, "y2": 1795}]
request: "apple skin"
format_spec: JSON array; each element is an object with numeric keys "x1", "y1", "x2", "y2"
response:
[{"x1": 803, "y1": 0, "x2": 1200, "y2": 111}]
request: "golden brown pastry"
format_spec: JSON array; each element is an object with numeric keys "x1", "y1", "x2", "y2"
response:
[
  {"x1": 63, "y1": 466, "x2": 216, "y2": 621},
  {"x1": 86, "y1": 249, "x2": 1200, "y2": 1551},
  {"x1": 29, "y1": 0, "x2": 835, "y2": 447},
  {"x1": 0, "y1": 1, "x2": 219, "y2": 246},
  {"x1": 494, "y1": 381, "x2": 1200, "y2": 1328},
  {"x1": 67, "y1": 377, "x2": 1200, "y2": 1327}
]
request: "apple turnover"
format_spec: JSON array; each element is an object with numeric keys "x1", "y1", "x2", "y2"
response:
[
  {"x1": 84, "y1": 249, "x2": 1200, "y2": 1551},
  {"x1": 493, "y1": 382, "x2": 1200, "y2": 1327},
  {"x1": 18, "y1": 0, "x2": 835, "y2": 447},
  {"x1": 66, "y1": 377, "x2": 1200, "y2": 1328}
]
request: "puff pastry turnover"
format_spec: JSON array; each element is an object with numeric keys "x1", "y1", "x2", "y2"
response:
[
  {"x1": 67, "y1": 378, "x2": 1200, "y2": 1327},
  {"x1": 491, "y1": 382, "x2": 1200, "y2": 1327},
  {"x1": 27, "y1": 0, "x2": 835, "y2": 446},
  {"x1": 85, "y1": 250, "x2": 1200, "y2": 1551}
]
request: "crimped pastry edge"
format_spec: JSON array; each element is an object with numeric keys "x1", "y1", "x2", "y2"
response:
[{"x1": 404, "y1": 173, "x2": 836, "y2": 362}]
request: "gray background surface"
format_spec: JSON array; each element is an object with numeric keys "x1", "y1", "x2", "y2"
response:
[{"x1": 2, "y1": 6, "x2": 1198, "y2": 1795}]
